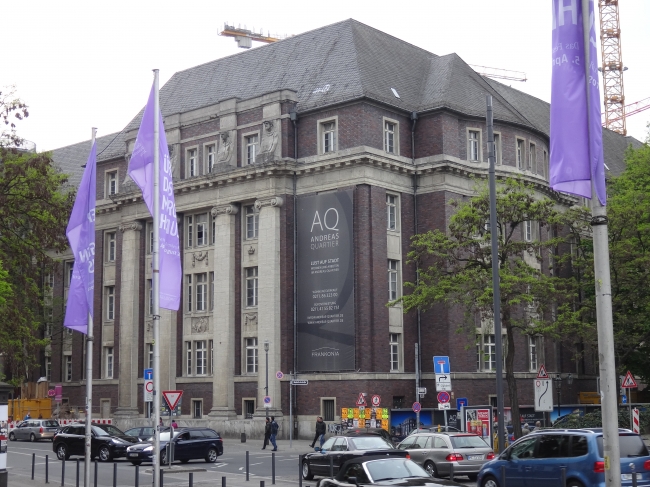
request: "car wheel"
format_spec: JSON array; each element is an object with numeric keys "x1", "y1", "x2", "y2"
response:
[
  {"x1": 481, "y1": 475, "x2": 499, "y2": 487},
  {"x1": 567, "y1": 482, "x2": 585, "y2": 487},
  {"x1": 8, "y1": 432, "x2": 15, "y2": 441},
  {"x1": 205, "y1": 448, "x2": 219, "y2": 463},
  {"x1": 424, "y1": 461, "x2": 438, "y2": 478},
  {"x1": 30, "y1": 433, "x2": 36, "y2": 442},
  {"x1": 56, "y1": 444, "x2": 70, "y2": 461},
  {"x1": 302, "y1": 461, "x2": 314, "y2": 480},
  {"x1": 468, "y1": 473, "x2": 478, "y2": 481},
  {"x1": 98, "y1": 446, "x2": 112, "y2": 462},
  {"x1": 130, "y1": 461, "x2": 142, "y2": 466},
  {"x1": 161, "y1": 449, "x2": 168, "y2": 465}
]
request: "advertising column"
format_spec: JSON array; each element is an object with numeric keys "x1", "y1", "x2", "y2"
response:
[{"x1": 297, "y1": 190, "x2": 355, "y2": 371}]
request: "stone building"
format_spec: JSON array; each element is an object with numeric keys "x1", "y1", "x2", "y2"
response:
[{"x1": 46, "y1": 19, "x2": 638, "y2": 437}]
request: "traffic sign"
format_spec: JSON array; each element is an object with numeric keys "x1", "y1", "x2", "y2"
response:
[
  {"x1": 263, "y1": 396, "x2": 272, "y2": 408},
  {"x1": 162, "y1": 390, "x2": 183, "y2": 411},
  {"x1": 456, "y1": 398, "x2": 468, "y2": 410},
  {"x1": 144, "y1": 368, "x2": 153, "y2": 381},
  {"x1": 144, "y1": 368, "x2": 153, "y2": 403},
  {"x1": 438, "y1": 403, "x2": 451, "y2": 410},
  {"x1": 412, "y1": 402, "x2": 421, "y2": 413},
  {"x1": 534, "y1": 379, "x2": 553, "y2": 412},
  {"x1": 437, "y1": 391, "x2": 450, "y2": 404},
  {"x1": 356, "y1": 393, "x2": 367, "y2": 406},
  {"x1": 536, "y1": 364, "x2": 549, "y2": 379},
  {"x1": 622, "y1": 370, "x2": 638, "y2": 388},
  {"x1": 371, "y1": 395, "x2": 381, "y2": 407},
  {"x1": 276, "y1": 371, "x2": 284, "y2": 379},
  {"x1": 622, "y1": 394, "x2": 627, "y2": 404},
  {"x1": 433, "y1": 356, "x2": 450, "y2": 374},
  {"x1": 435, "y1": 374, "x2": 452, "y2": 391},
  {"x1": 291, "y1": 379, "x2": 309, "y2": 386},
  {"x1": 47, "y1": 389, "x2": 55, "y2": 398}
]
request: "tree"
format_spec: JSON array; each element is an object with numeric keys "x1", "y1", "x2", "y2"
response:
[
  {"x1": 398, "y1": 178, "x2": 587, "y2": 439},
  {"x1": 0, "y1": 86, "x2": 29, "y2": 148}
]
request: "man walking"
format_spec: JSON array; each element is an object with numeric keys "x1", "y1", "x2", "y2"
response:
[
  {"x1": 270, "y1": 416, "x2": 279, "y2": 451},
  {"x1": 262, "y1": 417, "x2": 271, "y2": 449},
  {"x1": 310, "y1": 416, "x2": 326, "y2": 448}
]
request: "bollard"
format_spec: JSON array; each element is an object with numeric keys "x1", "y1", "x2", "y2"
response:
[
  {"x1": 246, "y1": 450, "x2": 250, "y2": 481},
  {"x1": 135, "y1": 465, "x2": 139, "y2": 487},
  {"x1": 113, "y1": 462, "x2": 117, "y2": 487},
  {"x1": 93, "y1": 461, "x2": 98, "y2": 487},
  {"x1": 449, "y1": 463, "x2": 454, "y2": 482},
  {"x1": 298, "y1": 454, "x2": 303, "y2": 487},
  {"x1": 633, "y1": 472, "x2": 638, "y2": 487},
  {"x1": 189, "y1": 472, "x2": 193, "y2": 487},
  {"x1": 329, "y1": 456, "x2": 334, "y2": 479},
  {"x1": 222, "y1": 476, "x2": 226, "y2": 487},
  {"x1": 61, "y1": 457, "x2": 66, "y2": 486},
  {"x1": 76, "y1": 459, "x2": 79, "y2": 487},
  {"x1": 560, "y1": 467, "x2": 566, "y2": 486},
  {"x1": 272, "y1": 452, "x2": 276, "y2": 485},
  {"x1": 46, "y1": 455, "x2": 49, "y2": 484},
  {"x1": 260, "y1": 481, "x2": 265, "y2": 487},
  {"x1": 160, "y1": 468, "x2": 164, "y2": 487},
  {"x1": 31, "y1": 453, "x2": 35, "y2": 480},
  {"x1": 501, "y1": 465, "x2": 506, "y2": 487}
]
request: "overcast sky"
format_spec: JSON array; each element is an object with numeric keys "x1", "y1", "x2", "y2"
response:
[{"x1": 5, "y1": 0, "x2": 649, "y2": 152}]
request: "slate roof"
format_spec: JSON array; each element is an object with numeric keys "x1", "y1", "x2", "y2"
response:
[{"x1": 51, "y1": 18, "x2": 642, "y2": 186}]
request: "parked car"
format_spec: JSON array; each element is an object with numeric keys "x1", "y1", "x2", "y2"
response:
[
  {"x1": 477, "y1": 428, "x2": 650, "y2": 487},
  {"x1": 9, "y1": 419, "x2": 60, "y2": 442},
  {"x1": 302, "y1": 435, "x2": 406, "y2": 480},
  {"x1": 53, "y1": 424, "x2": 139, "y2": 461},
  {"x1": 397, "y1": 432, "x2": 494, "y2": 481},
  {"x1": 124, "y1": 426, "x2": 156, "y2": 442},
  {"x1": 317, "y1": 456, "x2": 466, "y2": 487},
  {"x1": 125, "y1": 428, "x2": 223, "y2": 465},
  {"x1": 342, "y1": 428, "x2": 395, "y2": 446}
]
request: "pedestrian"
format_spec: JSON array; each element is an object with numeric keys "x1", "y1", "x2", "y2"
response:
[
  {"x1": 171, "y1": 420, "x2": 178, "y2": 429},
  {"x1": 310, "y1": 416, "x2": 326, "y2": 448},
  {"x1": 522, "y1": 423, "x2": 530, "y2": 435},
  {"x1": 270, "y1": 416, "x2": 279, "y2": 451},
  {"x1": 535, "y1": 420, "x2": 541, "y2": 430},
  {"x1": 24, "y1": 411, "x2": 31, "y2": 421},
  {"x1": 159, "y1": 417, "x2": 164, "y2": 428},
  {"x1": 262, "y1": 417, "x2": 271, "y2": 449}
]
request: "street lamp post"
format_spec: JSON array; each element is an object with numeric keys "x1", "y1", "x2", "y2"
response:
[{"x1": 264, "y1": 340, "x2": 270, "y2": 410}]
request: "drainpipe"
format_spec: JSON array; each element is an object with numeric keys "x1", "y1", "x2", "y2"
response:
[
  {"x1": 290, "y1": 109, "x2": 298, "y2": 441},
  {"x1": 411, "y1": 112, "x2": 422, "y2": 387}
]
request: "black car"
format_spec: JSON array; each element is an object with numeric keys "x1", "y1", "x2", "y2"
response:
[
  {"x1": 53, "y1": 424, "x2": 139, "y2": 461},
  {"x1": 342, "y1": 428, "x2": 395, "y2": 446},
  {"x1": 317, "y1": 456, "x2": 465, "y2": 487},
  {"x1": 124, "y1": 426, "x2": 158, "y2": 442},
  {"x1": 125, "y1": 427, "x2": 223, "y2": 465},
  {"x1": 302, "y1": 435, "x2": 406, "y2": 480}
]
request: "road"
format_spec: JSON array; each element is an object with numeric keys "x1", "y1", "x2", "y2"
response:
[{"x1": 5, "y1": 438, "x2": 475, "y2": 487}]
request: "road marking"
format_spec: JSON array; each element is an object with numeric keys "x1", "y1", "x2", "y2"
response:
[
  {"x1": 250, "y1": 462, "x2": 263, "y2": 466},
  {"x1": 279, "y1": 457, "x2": 298, "y2": 461}
]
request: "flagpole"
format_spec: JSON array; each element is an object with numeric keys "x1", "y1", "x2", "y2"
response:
[
  {"x1": 152, "y1": 69, "x2": 162, "y2": 487},
  {"x1": 582, "y1": 1, "x2": 621, "y2": 484},
  {"x1": 84, "y1": 127, "x2": 96, "y2": 487}
]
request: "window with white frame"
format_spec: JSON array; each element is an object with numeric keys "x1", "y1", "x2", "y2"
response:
[
  {"x1": 65, "y1": 355, "x2": 72, "y2": 382},
  {"x1": 105, "y1": 286, "x2": 115, "y2": 321},
  {"x1": 187, "y1": 148, "x2": 197, "y2": 177},
  {"x1": 245, "y1": 337, "x2": 258, "y2": 373},
  {"x1": 245, "y1": 267, "x2": 258, "y2": 307},
  {"x1": 388, "y1": 260, "x2": 399, "y2": 301},
  {"x1": 528, "y1": 335, "x2": 539, "y2": 372},
  {"x1": 529, "y1": 143, "x2": 536, "y2": 172},
  {"x1": 245, "y1": 205, "x2": 259, "y2": 239},
  {"x1": 196, "y1": 273, "x2": 208, "y2": 311},
  {"x1": 206, "y1": 144, "x2": 216, "y2": 173},
  {"x1": 209, "y1": 339, "x2": 214, "y2": 375},
  {"x1": 187, "y1": 215, "x2": 193, "y2": 247},
  {"x1": 543, "y1": 150, "x2": 549, "y2": 180},
  {"x1": 524, "y1": 221, "x2": 533, "y2": 242},
  {"x1": 384, "y1": 121, "x2": 396, "y2": 154},
  {"x1": 476, "y1": 333, "x2": 507, "y2": 371},
  {"x1": 246, "y1": 134, "x2": 258, "y2": 165},
  {"x1": 192, "y1": 399, "x2": 203, "y2": 419},
  {"x1": 321, "y1": 121, "x2": 336, "y2": 154},
  {"x1": 147, "y1": 279, "x2": 153, "y2": 315},
  {"x1": 209, "y1": 272, "x2": 214, "y2": 310},
  {"x1": 390, "y1": 333, "x2": 401, "y2": 371},
  {"x1": 106, "y1": 170, "x2": 117, "y2": 197},
  {"x1": 106, "y1": 232, "x2": 116, "y2": 262},
  {"x1": 211, "y1": 214, "x2": 216, "y2": 245},
  {"x1": 186, "y1": 341, "x2": 193, "y2": 376},
  {"x1": 186, "y1": 275, "x2": 192, "y2": 312},
  {"x1": 147, "y1": 343, "x2": 154, "y2": 370},
  {"x1": 45, "y1": 355, "x2": 52, "y2": 381},
  {"x1": 516, "y1": 139, "x2": 525, "y2": 169},
  {"x1": 196, "y1": 340, "x2": 207, "y2": 375},
  {"x1": 387, "y1": 194, "x2": 398, "y2": 231},
  {"x1": 196, "y1": 213, "x2": 208, "y2": 246},
  {"x1": 468, "y1": 130, "x2": 480, "y2": 162},
  {"x1": 66, "y1": 262, "x2": 74, "y2": 287},
  {"x1": 105, "y1": 347, "x2": 113, "y2": 378},
  {"x1": 148, "y1": 223, "x2": 154, "y2": 254},
  {"x1": 493, "y1": 133, "x2": 502, "y2": 164}
]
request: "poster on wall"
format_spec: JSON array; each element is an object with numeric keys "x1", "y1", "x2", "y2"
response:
[
  {"x1": 297, "y1": 190, "x2": 355, "y2": 371},
  {"x1": 463, "y1": 406, "x2": 493, "y2": 442}
]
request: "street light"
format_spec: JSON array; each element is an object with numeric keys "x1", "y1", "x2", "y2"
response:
[
  {"x1": 264, "y1": 340, "x2": 270, "y2": 409},
  {"x1": 554, "y1": 373, "x2": 573, "y2": 423}
]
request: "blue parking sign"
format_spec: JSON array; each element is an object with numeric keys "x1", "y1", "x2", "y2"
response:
[
  {"x1": 457, "y1": 398, "x2": 468, "y2": 410},
  {"x1": 433, "y1": 356, "x2": 450, "y2": 374}
]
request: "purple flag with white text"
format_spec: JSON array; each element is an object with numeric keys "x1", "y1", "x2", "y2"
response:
[
  {"x1": 64, "y1": 141, "x2": 96, "y2": 333},
  {"x1": 128, "y1": 83, "x2": 181, "y2": 310},
  {"x1": 550, "y1": 0, "x2": 606, "y2": 204}
]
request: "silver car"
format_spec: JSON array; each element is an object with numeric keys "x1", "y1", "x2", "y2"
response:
[
  {"x1": 9, "y1": 419, "x2": 60, "y2": 442},
  {"x1": 397, "y1": 432, "x2": 494, "y2": 481}
]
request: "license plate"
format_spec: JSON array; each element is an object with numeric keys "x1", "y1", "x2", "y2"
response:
[
  {"x1": 468, "y1": 455, "x2": 483, "y2": 460},
  {"x1": 621, "y1": 474, "x2": 632, "y2": 481},
  {"x1": 128, "y1": 453, "x2": 139, "y2": 457}
]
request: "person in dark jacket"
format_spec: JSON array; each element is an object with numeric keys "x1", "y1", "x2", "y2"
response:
[
  {"x1": 262, "y1": 417, "x2": 271, "y2": 449},
  {"x1": 310, "y1": 416, "x2": 326, "y2": 448},
  {"x1": 270, "y1": 416, "x2": 278, "y2": 451}
]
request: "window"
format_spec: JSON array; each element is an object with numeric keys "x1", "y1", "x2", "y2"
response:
[
  {"x1": 245, "y1": 205, "x2": 259, "y2": 239},
  {"x1": 195, "y1": 273, "x2": 207, "y2": 311},
  {"x1": 528, "y1": 336, "x2": 538, "y2": 372},
  {"x1": 187, "y1": 215, "x2": 193, "y2": 247},
  {"x1": 244, "y1": 399, "x2": 255, "y2": 419},
  {"x1": 147, "y1": 279, "x2": 153, "y2": 315},
  {"x1": 105, "y1": 347, "x2": 113, "y2": 379},
  {"x1": 322, "y1": 399, "x2": 335, "y2": 422},
  {"x1": 543, "y1": 150, "x2": 549, "y2": 180},
  {"x1": 106, "y1": 170, "x2": 117, "y2": 197},
  {"x1": 106, "y1": 232, "x2": 116, "y2": 262},
  {"x1": 147, "y1": 343, "x2": 154, "y2": 370},
  {"x1": 148, "y1": 223, "x2": 154, "y2": 254},
  {"x1": 384, "y1": 121, "x2": 396, "y2": 154},
  {"x1": 516, "y1": 139, "x2": 525, "y2": 169},
  {"x1": 209, "y1": 272, "x2": 215, "y2": 310},
  {"x1": 246, "y1": 135, "x2": 258, "y2": 165},
  {"x1": 192, "y1": 400, "x2": 203, "y2": 419},
  {"x1": 209, "y1": 339, "x2": 214, "y2": 375},
  {"x1": 105, "y1": 286, "x2": 115, "y2": 321},
  {"x1": 390, "y1": 333, "x2": 400, "y2": 371},
  {"x1": 246, "y1": 267, "x2": 258, "y2": 307},
  {"x1": 477, "y1": 333, "x2": 507, "y2": 371},
  {"x1": 187, "y1": 149, "x2": 197, "y2": 177},
  {"x1": 196, "y1": 213, "x2": 208, "y2": 246},
  {"x1": 206, "y1": 144, "x2": 215, "y2": 173},
  {"x1": 388, "y1": 260, "x2": 399, "y2": 301},
  {"x1": 186, "y1": 341, "x2": 192, "y2": 376},
  {"x1": 468, "y1": 130, "x2": 480, "y2": 162},
  {"x1": 66, "y1": 262, "x2": 74, "y2": 287},
  {"x1": 186, "y1": 275, "x2": 192, "y2": 312},
  {"x1": 245, "y1": 337, "x2": 258, "y2": 373},
  {"x1": 529, "y1": 143, "x2": 536, "y2": 172},
  {"x1": 196, "y1": 341, "x2": 207, "y2": 375},
  {"x1": 493, "y1": 133, "x2": 501, "y2": 164},
  {"x1": 524, "y1": 221, "x2": 532, "y2": 242},
  {"x1": 65, "y1": 355, "x2": 72, "y2": 382},
  {"x1": 387, "y1": 194, "x2": 397, "y2": 231},
  {"x1": 393, "y1": 396, "x2": 405, "y2": 409},
  {"x1": 211, "y1": 214, "x2": 216, "y2": 245},
  {"x1": 321, "y1": 121, "x2": 336, "y2": 153},
  {"x1": 45, "y1": 355, "x2": 52, "y2": 381}
]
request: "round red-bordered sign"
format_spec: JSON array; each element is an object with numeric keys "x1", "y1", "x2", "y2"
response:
[
  {"x1": 437, "y1": 391, "x2": 450, "y2": 403},
  {"x1": 371, "y1": 395, "x2": 381, "y2": 407},
  {"x1": 412, "y1": 402, "x2": 421, "y2": 412}
]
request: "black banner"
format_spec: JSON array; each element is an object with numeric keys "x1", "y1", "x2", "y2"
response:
[{"x1": 297, "y1": 190, "x2": 355, "y2": 371}]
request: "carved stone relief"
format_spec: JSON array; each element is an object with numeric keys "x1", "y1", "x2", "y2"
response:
[
  {"x1": 119, "y1": 221, "x2": 143, "y2": 233},
  {"x1": 216, "y1": 131, "x2": 235, "y2": 166},
  {"x1": 256, "y1": 120, "x2": 279, "y2": 164},
  {"x1": 192, "y1": 251, "x2": 209, "y2": 268},
  {"x1": 191, "y1": 317, "x2": 209, "y2": 334},
  {"x1": 211, "y1": 204, "x2": 239, "y2": 217},
  {"x1": 254, "y1": 196, "x2": 284, "y2": 210},
  {"x1": 244, "y1": 313, "x2": 258, "y2": 327}
]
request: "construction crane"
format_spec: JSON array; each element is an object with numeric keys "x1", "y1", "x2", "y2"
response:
[
  {"x1": 598, "y1": 0, "x2": 627, "y2": 135},
  {"x1": 219, "y1": 24, "x2": 282, "y2": 49},
  {"x1": 605, "y1": 97, "x2": 650, "y2": 126},
  {"x1": 469, "y1": 65, "x2": 527, "y2": 82}
]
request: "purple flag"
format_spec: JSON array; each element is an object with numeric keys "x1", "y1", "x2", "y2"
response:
[
  {"x1": 64, "y1": 141, "x2": 96, "y2": 333},
  {"x1": 128, "y1": 83, "x2": 181, "y2": 310},
  {"x1": 550, "y1": 0, "x2": 606, "y2": 204}
]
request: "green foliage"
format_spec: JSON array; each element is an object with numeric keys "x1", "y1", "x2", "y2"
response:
[
  {"x1": 554, "y1": 408, "x2": 650, "y2": 434},
  {"x1": 0, "y1": 86, "x2": 29, "y2": 148}
]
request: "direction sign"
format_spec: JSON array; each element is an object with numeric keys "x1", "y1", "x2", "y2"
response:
[
  {"x1": 263, "y1": 396, "x2": 272, "y2": 408},
  {"x1": 534, "y1": 379, "x2": 553, "y2": 412},
  {"x1": 437, "y1": 391, "x2": 451, "y2": 404},
  {"x1": 371, "y1": 395, "x2": 381, "y2": 407},
  {"x1": 456, "y1": 398, "x2": 468, "y2": 410},
  {"x1": 435, "y1": 374, "x2": 452, "y2": 392},
  {"x1": 622, "y1": 395, "x2": 627, "y2": 404},
  {"x1": 291, "y1": 379, "x2": 309, "y2": 386},
  {"x1": 356, "y1": 393, "x2": 367, "y2": 407},
  {"x1": 162, "y1": 390, "x2": 183, "y2": 411},
  {"x1": 622, "y1": 370, "x2": 638, "y2": 388},
  {"x1": 433, "y1": 356, "x2": 450, "y2": 374},
  {"x1": 438, "y1": 403, "x2": 451, "y2": 410},
  {"x1": 536, "y1": 364, "x2": 549, "y2": 379},
  {"x1": 412, "y1": 402, "x2": 421, "y2": 413},
  {"x1": 276, "y1": 371, "x2": 284, "y2": 380}
]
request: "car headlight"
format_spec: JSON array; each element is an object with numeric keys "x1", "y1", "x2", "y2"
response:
[
  {"x1": 112, "y1": 438, "x2": 125, "y2": 444},
  {"x1": 144, "y1": 446, "x2": 154, "y2": 452}
]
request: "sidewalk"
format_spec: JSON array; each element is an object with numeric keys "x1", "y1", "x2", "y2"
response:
[{"x1": 223, "y1": 437, "x2": 316, "y2": 454}]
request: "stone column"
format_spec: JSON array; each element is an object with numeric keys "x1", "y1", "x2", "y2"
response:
[
  {"x1": 255, "y1": 196, "x2": 283, "y2": 417},
  {"x1": 209, "y1": 204, "x2": 239, "y2": 418},
  {"x1": 114, "y1": 221, "x2": 142, "y2": 419}
]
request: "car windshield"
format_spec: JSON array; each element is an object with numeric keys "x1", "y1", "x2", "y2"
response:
[
  {"x1": 366, "y1": 459, "x2": 428, "y2": 481},
  {"x1": 43, "y1": 421, "x2": 59, "y2": 427},
  {"x1": 350, "y1": 437, "x2": 393, "y2": 450},
  {"x1": 157, "y1": 431, "x2": 181, "y2": 442},
  {"x1": 450, "y1": 435, "x2": 490, "y2": 448},
  {"x1": 92, "y1": 426, "x2": 111, "y2": 437},
  {"x1": 597, "y1": 435, "x2": 649, "y2": 458},
  {"x1": 94, "y1": 425, "x2": 125, "y2": 436}
]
